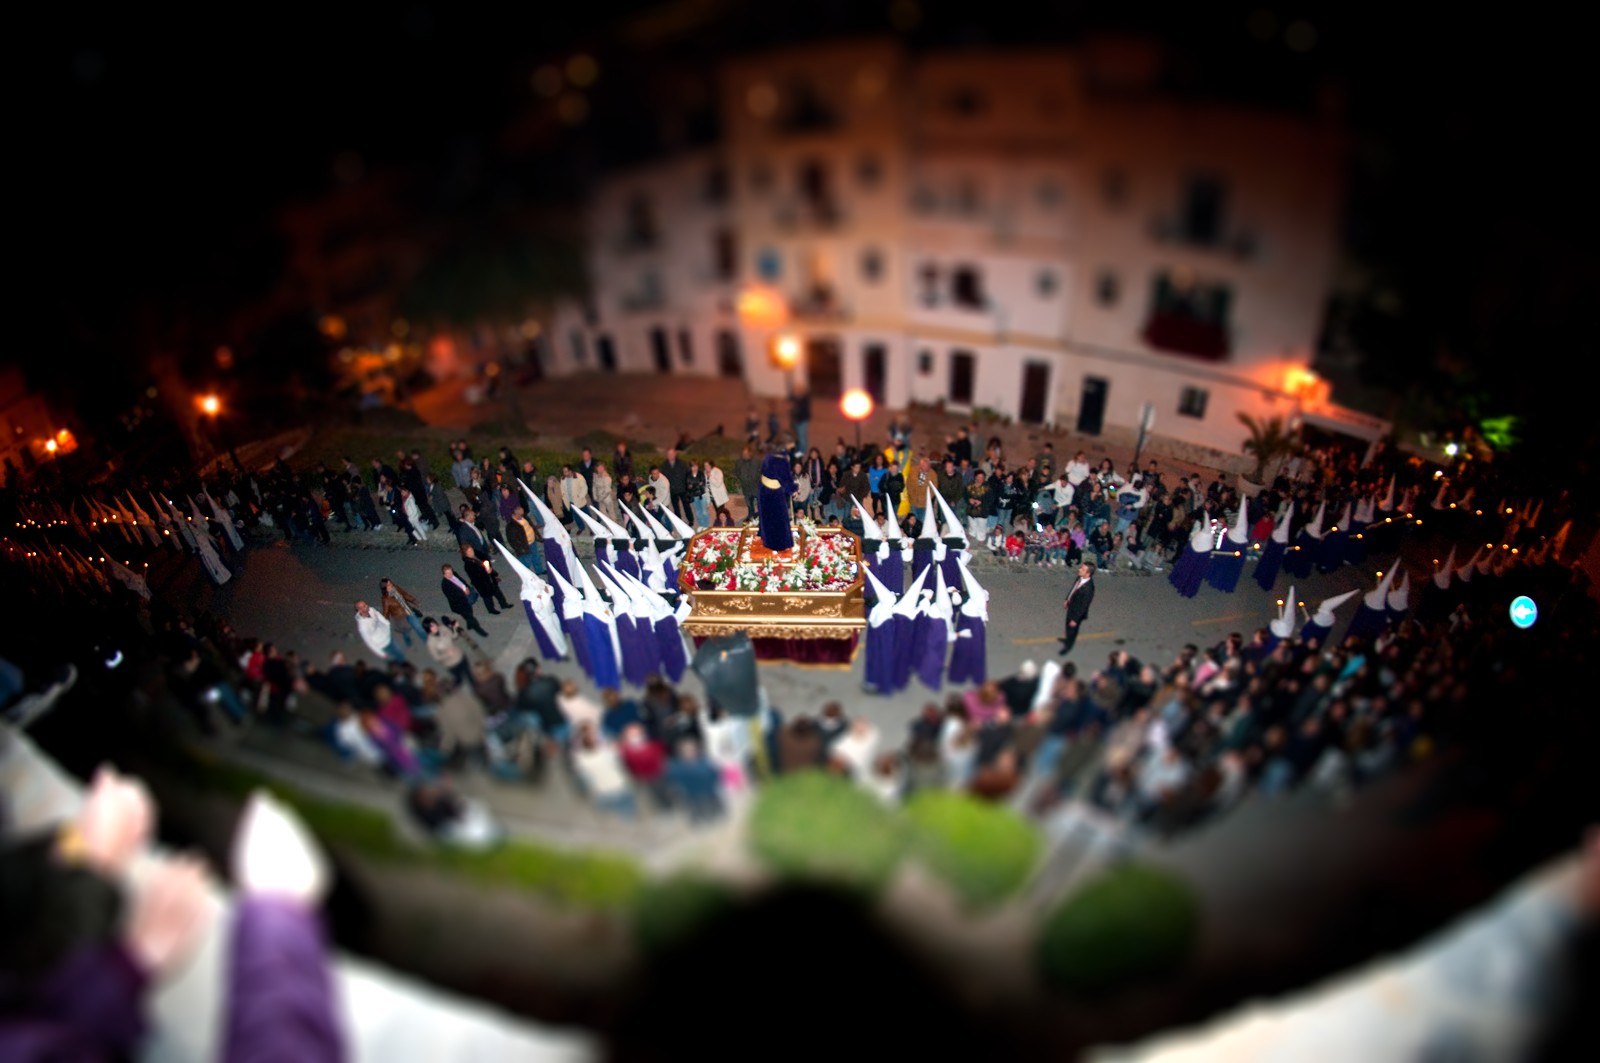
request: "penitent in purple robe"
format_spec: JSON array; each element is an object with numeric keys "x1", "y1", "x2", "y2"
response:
[
  {"x1": 614, "y1": 546, "x2": 642, "y2": 583},
  {"x1": 223, "y1": 897, "x2": 345, "y2": 1063},
  {"x1": 947, "y1": 613, "x2": 987, "y2": 685},
  {"x1": 1254, "y1": 536, "x2": 1287, "y2": 591},
  {"x1": 616, "y1": 613, "x2": 655, "y2": 688},
  {"x1": 523, "y1": 600, "x2": 563, "y2": 660},
  {"x1": 653, "y1": 614, "x2": 688, "y2": 683},
  {"x1": 914, "y1": 611, "x2": 946, "y2": 692},
  {"x1": 1285, "y1": 531, "x2": 1318, "y2": 579},
  {"x1": 1167, "y1": 542, "x2": 1210, "y2": 599},
  {"x1": 1205, "y1": 547, "x2": 1246, "y2": 593}
]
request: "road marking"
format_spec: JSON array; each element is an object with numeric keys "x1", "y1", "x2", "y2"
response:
[{"x1": 1191, "y1": 612, "x2": 1250, "y2": 626}]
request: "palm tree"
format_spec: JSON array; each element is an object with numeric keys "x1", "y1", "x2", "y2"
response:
[{"x1": 1237, "y1": 413, "x2": 1299, "y2": 485}]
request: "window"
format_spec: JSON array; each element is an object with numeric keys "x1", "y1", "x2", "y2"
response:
[
  {"x1": 1037, "y1": 180, "x2": 1063, "y2": 209},
  {"x1": 1036, "y1": 269, "x2": 1059, "y2": 299},
  {"x1": 1178, "y1": 387, "x2": 1209, "y2": 419},
  {"x1": 569, "y1": 330, "x2": 588, "y2": 364},
  {"x1": 705, "y1": 164, "x2": 729, "y2": 203},
  {"x1": 917, "y1": 262, "x2": 941, "y2": 307},
  {"x1": 950, "y1": 265, "x2": 985, "y2": 310},
  {"x1": 1096, "y1": 270, "x2": 1119, "y2": 307},
  {"x1": 678, "y1": 328, "x2": 694, "y2": 366},
  {"x1": 911, "y1": 184, "x2": 937, "y2": 215},
  {"x1": 860, "y1": 247, "x2": 884, "y2": 284},
  {"x1": 1102, "y1": 168, "x2": 1128, "y2": 208},
  {"x1": 918, "y1": 350, "x2": 934, "y2": 375},
  {"x1": 1182, "y1": 176, "x2": 1227, "y2": 247},
  {"x1": 857, "y1": 154, "x2": 882, "y2": 188},
  {"x1": 713, "y1": 229, "x2": 737, "y2": 281},
  {"x1": 949, "y1": 350, "x2": 976, "y2": 405},
  {"x1": 1143, "y1": 270, "x2": 1234, "y2": 360},
  {"x1": 781, "y1": 78, "x2": 837, "y2": 132},
  {"x1": 757, "y1": 247, "x2": 782, "y2": 281}
]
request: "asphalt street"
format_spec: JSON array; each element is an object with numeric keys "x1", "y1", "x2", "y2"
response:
[{"x1": 155, "y1": 522, "x2": 1388, "y2": 735}]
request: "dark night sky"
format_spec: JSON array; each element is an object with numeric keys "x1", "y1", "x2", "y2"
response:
[{"x1": 14, "y1": 1, "x2": 1600, "y2": 440}]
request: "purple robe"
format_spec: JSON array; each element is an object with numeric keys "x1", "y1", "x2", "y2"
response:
[
  {"x1": 757, "y1": 454, "x2": 796, "y2": 551},
  {"x1": 616, "y1": 614, "x2": 655, "y2": 687},
  {"x1": 1253, "y1": 537, "x2": 1288, "y2": 591},
  {"x1": 593, "y1": 541, "x2": 610, "y2": 566},
  {"x1": 1205, "y1": 547, "x2": 1246, "y2": 593},
  {"x1": 583, "y1": 613, "x2": 622, "y2": 689},
  {"x1": 224, "y1": 897, "x2": 345, "y2": 1063},
  {"x1": 544, "y1": 543, "x2": 573, "y2": 609},
  {"x1": 914, "y1": 613, "x2": 946, "y2": 692},
  {"x1": 889, "y1": 614, "x2": 917, "y2": 693},
  {"x1": 1316, "y1": 530, "x2": 1346, "y2": 573},
  {"x1": 562, "y1": 610, "x2": 592, "y2": 674},
  {"x1": 522, "y1": 600, "x2": 563, "y2": 661},
  {"x1": 0, "y1": 942, "x2": 148, "y2": 1060},
  {"x1": 614, "y1": 547, "x2": 642, "y2": 583},
  {"x1": 938, "y1": 544, "x2": 964, "y2": 591},
  {"x1": 864, "y1": 617, "x2": 895, "y2": 694},
  {"x1": 1346, "y1": 520, "x2": 1369, "y2": 565},
  {"x1": 1299, "y1": 618, "x2": 1333, "y2": 647},
  {"x1": 1344, "y1": 603, "x2": 1390, "y2": 643},
  {"x1": 911, "y1": 542, "x2": 935, "y2": 584},
  {"x1": 1167, "y1": 543, "x2": 1210, "y2": 599},
  {"x1": 947, "y1": 613, "x2": 987, "y2": 685},
  {"x1": 1285, "y1": 531, "x2": 1318, "y2": 578},
  {"x1": 653, "y1": 615, "x2": 688, "y2": 683}
]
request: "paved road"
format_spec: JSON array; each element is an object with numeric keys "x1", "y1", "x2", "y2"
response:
[{"x1": 155, "y1": 520, "x2": 1383, "y2": 738}]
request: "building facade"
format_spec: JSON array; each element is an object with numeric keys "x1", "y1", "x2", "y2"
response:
[{"x1": 547, "y1": 38, "x2": 1369, "y2": 460}]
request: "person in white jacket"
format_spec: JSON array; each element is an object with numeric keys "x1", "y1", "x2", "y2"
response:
[{"x1": 355, "y1": 601, "x2": 405, "y2": 663}]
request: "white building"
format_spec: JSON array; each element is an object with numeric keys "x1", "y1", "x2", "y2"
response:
[{"x1": 546, "y1": 37, "x2": 1377, "y2": 462}]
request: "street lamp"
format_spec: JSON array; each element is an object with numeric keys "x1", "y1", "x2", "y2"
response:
[
  {"x1": 840, "y1": 388, "x2": 874, "y2": 452},
  {"x1": 199, "y1": 393, "x2": 221, "y2": 417}
]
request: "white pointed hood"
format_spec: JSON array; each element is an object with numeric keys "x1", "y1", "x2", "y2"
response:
[
  {"x1": 1387, "y1": 570, "x2": 1411, "y2": 612},
  {"x1": 640, "y1": 505, "x2": 676, "y2": 542},
  {"x1": 1312, "y1": 588, "x2": 1360, "y2": 626},
  {"x1": 1188, "y1": 522, "x2": 1215, "y2": 553},
  {"x1": 1271, "y1": 501, "x2": 1294, "y2": 544},
  {"x1": 1380, "y1": 476, "x2": 1396, "y2": 510},
  {"x1": 921, "y1": 488, "x2": 941, "y2": 541},
  {"x1": 862, "y1": 562, "x2": 896, "y2": 626},
  {"x1": 1432, "y1": 480, "x2": 1449, "y2": 509},
  {"x1": 1333, "y1": 501, "x2": 1352, "y2": 533},
  {"x1": 1354, "y1": 494, "x2": 1375, "y2": 524},
  {"x1": 883, "y1": 503, "x2": 904, "y2": 542},
  {"x1": 1363, "y1": 561, "x2": 1401, "y2": 610},
  {"x1": 1227, "y1": 500, "x2": 1250, "y2": 544},
  {"x1": 661, "y1": 505, "x2": 697, "y2": 540},
  {"x1": 853, "y1": 495, "x2": 882, "y2": 540},
  {"x1": 933, "y1": 487, "x2": 967, "y2": 547},
  {"x1": 521, "y1": 480, "x2": 572, "y2": 550},
  {"x1": 1456, "y1": 547, "x2": 1480, "y2": 582},
  {"x1": 1270, "y1": 585, "x2": 1297, "y2": 639},
  {"x1": 1306, "y1": 500, "x2": 1327, "y2": 540},
  {"x1": 569, "y1": 504, "x2": 610, "y2": 540},
  {"x1": 494, "y1": 539, "x2": 547, "y2": 600},
  {"x1": 1476, "y1": 548, "x2": 1494, "y2": 575},
  {"x1": 893, "y1": 565, "x2": 930, "y2": 619},
  {"x1": 931, "y1": 564, "x2": 955, "y2": 625},
  {"x1": 1432, "y1": 546, "x2": 1457, "y2": 590},
  {"x1": 956, "y1": 553, "x2": 989, "y2": 620}
]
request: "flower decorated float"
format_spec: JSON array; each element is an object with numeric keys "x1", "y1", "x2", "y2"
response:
[{"x1": 678, "y1": 518, "x2": 866, "y2": 663}]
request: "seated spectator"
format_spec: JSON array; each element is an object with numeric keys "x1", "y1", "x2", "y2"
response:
[
  {"x1": 778, "y1": 716, "x2": 825, "y2": 774},
  {"x1": 817, "y1": 701, "x2": 850, "y2": 749},
  {"x1": 985, "y1": 524, "x2": 1007, "y2": 558},
  {"x1": 601, "y1": 687, "x2": 644, "y2": 741},
  {"x1": 558, "y1": 679, "x2": 603, "y2": 735},
  {"x1": 963, "y1": 681, "x2": 1008, "y2": 728},
  {"x1": 699, "y1": 704, "x2": 750, "y2": 794},
  {"x1": 664, "y1": 740, "x2": 725, "y2": 823},
  {"x1": 470, "y1": 659, "x2": 511, "y2": 715},
  {"x1": 371, "y1": 682, "x2": 412, "y2": 736},
  {"x1": 618, "y1": 724, "x2": 672, "y2": 809},
  {"x1": 829, "y1": 719, "x2": 880, "y2": 781},
  {"x1": 405, "y1": 779, "x2": 503, "y2": 850},
  {"x1": 571, "y1": 723, "x2": 637, "y2": 816},
  {"x1": 969, "y1": 748, "x2": 1021, "y2": 801},
  {"x1": 432, "y1": 674, "x2": 489, "y2": 771},
  {"x1": 1005, "y1": 526, "x2": 1026, "y2": 561},
  {"x1": 866, "y1": 752, "x2": 905, "y2": 804}
]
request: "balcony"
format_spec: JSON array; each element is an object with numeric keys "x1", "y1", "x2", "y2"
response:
[
  {"x1": 1148, "y1": 217, "x2": 1258, "y2": 261},
  {"x1": 790, "y1": 284, "x2": 849, "y2": 322},
  {"x1": 1142, "y1": 311, "x2": 1231, "y2": 361},
  {"x1": 614, "y1": 230, "x2": 660, "y2": 255},
  {"x1": 774, "y1": 199, "x2": 846, "y2": 233},
  {"x1": 619, "y1": 288, "x2": 666, "y2": 314}
]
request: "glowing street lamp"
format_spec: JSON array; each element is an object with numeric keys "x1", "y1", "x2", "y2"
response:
[
  {"x1": 770, "y1": 333, "x2": 802, "y2": 371},
  {"x1": 199, "y1": 393, "x2": 221, "y2": 417},
  {"x1": 840, "y1": 388, "x2": 874, "y2": 450}
]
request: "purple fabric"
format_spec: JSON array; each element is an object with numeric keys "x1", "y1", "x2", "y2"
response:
[
  {"x1": 1204, "y1": 549, "x2": 1245, "y2": 593},
  {"x1": 593, "y1": 542, "x2": 610, "y2": 566},
  {"x1": 938, "y1": 551, "x2": 963, "y2": 592},
  {"x1": 868, "y1": 552, "x2": 905, "y2": 596},
  {"x1": 0, "y1": 941, "x2": 149, "y2": 1060},
  {"x1": 616, "y1": 615, "x2": 655, "y2": 688},
  {"x1": 1300, "y1": 618, "x2": 1333, "y2": 647},
  {"x1": 224, "y1": 897, "x2": 345, "y2": 1063},
  {"x1": 911, "y1": 544, "x2": 934, "y2": 585},
  {"x1": 1346, "y1": 520, "x2": 1369, "y2": 564},
  {"x1": 544, "y1": 543, "x2": 572, "y2": 605},
  {"x1": 1316, "y1": 530, "x2": 1346, "y2": 573},
  {"x1": 653, "y1": 616, "x2": 688, "y2": 683},
  {"x1": 1253, "y1": 537, "x2": 1287, "y2": 591},
  {"x1": 756, "y1": 455, "x2": 796, "y2": 551},
  {"x1": 947, "y1": 614, "x2": 987, "y2": 685},
  {"x1": 1285, "y1": 531, "x2": 1317, "y2": 579},
  {"x1": 747, "y1": 635, "x2": 857, "y2": 664},
  {"x1": 522, "y1": 601, "x2": 563, "y2": 661},
  {"x1": 562, "y1": 613, "x2": 592, "y2": 675},
  {"x1": 914, "y1": 614, "x2": 946, "y2": 692},
  {"x1": 889, "y1": 614, "x2": 916, "y2": 692},
  {"x1": 864, "y1": 618, "x2": 895, "y2": 694},
  {"x1": 366, "y1": 715, "x2": 421, "y2": 777},
  {"x1": 1167, "y1": 543, "x2": 1209, "y2": 599},
  {"x1": 583, "y1": 614, "x2": 622, "y2": 689},
  {"x1": 1344, "y1": 603, "x2": 1389, "y2": 643},
  {"x1": 615, "y1": 550, "x2": 642, "y2": 583}
]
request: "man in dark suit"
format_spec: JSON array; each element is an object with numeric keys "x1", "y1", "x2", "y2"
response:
[
  {"x1": 440, "y1": 563, "x2": 490, "y2": 636},
  {"x1": 1060, "y1": 561, "x2": 1096, "y2": 657}
]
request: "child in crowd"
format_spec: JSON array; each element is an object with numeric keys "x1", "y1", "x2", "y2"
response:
[
  {"x1": 1004, "y1": 524, "x2": 1026, "y2": 561},
  {"x1": 986, "y1": 523, "x2": 1007, "y2": 558}
]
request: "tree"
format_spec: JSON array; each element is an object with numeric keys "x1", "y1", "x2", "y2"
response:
[{"x1": 1237, "y1": 413, "x2": 1298, "y2": 484}]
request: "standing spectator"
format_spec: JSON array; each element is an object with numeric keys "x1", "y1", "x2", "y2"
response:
[
  {"x1": 355, "y1": 601, "x2": 405, "y2": 664},
  {"x1": 439, "y1": 565, "x2": 491, "y2": 636},
  {"x1": 686, "y1": 461, "x2": 710, "y2": 528},
  {"x1": 659, "y1": 447, "x2": 693, "y2": 524},
  {"x1": 378, "y1": 577, "x2": 428, "y2": 647},
  {"x1": 735, "y1": 446, "x2": 763, "y2": 523},
  {"x1": 425, "y1": 617, "x2": 472, "y2": 685},
  {"x1": 459, "y1": 544, "x2": 511, "y2": 614},
  {"x1": 705, "y1": 458, "x2": 733, "y2": 525},
  {"x1": 789, "y1": 386, "x2": 811, "y2": 453}
]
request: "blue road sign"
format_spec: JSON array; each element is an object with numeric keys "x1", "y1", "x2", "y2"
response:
[{"x1": 1509, "y1": 595, "x2": 1537, "y2": 629}]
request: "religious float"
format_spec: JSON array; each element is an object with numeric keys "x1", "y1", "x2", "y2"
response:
[{"x1": 677, "y1": 519, "x2": 866, "y2": 664}]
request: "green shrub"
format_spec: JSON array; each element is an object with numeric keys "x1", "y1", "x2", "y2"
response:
[
  {"x1": 905, "y1": 791, "x2": 1042, "y2": 909},
  {"x1": 633, "y1": 875, "x2": 739, "y2": 954},
  {"x1": 749, "y1": 771, "x2": 910, "y2": 893},
  {"x1": 1036, "y1": 863, "x2": 1199, "y2": 993}
]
